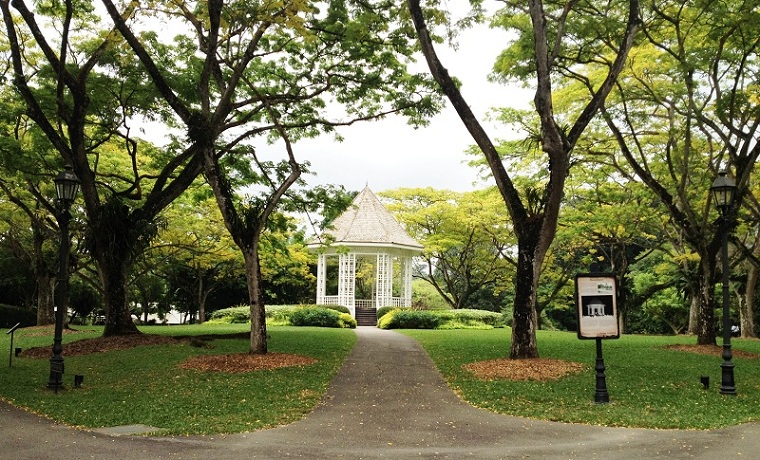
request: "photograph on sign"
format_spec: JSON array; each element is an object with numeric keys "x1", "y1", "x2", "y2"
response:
[{"x1": 576, "y1": 274, "x2": 619, "y2": 339}]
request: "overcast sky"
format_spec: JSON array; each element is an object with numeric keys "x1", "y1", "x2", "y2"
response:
[
  {"x1": 135, "y1": 8, "x2": 533, "y2": 195},
  {"x1": 292, "y1": 22, "x2": 533, "y2": 194}
]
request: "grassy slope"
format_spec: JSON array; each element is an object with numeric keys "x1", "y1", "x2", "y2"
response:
[
  {"x1": 3, "y1": 325, "x2": 760, "y2": 432},
  {"x1": 404, "y1": 328, "x2": 760, "y2": 429},
  {"x1": 0, "y1": 325, "x2": 355, "y2": 435}
]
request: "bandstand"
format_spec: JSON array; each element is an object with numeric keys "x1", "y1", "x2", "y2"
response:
[{"x1": 307, "y1": 187, "x2": 422, "y2": 325}]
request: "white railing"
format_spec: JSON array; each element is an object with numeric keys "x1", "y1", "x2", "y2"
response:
[
  {"x1": 321, "y1": 296, "x2": 410, "y2": 316},
  {"x1": 321, "y1": 296, "x2": 342, "y2": 306},
  {"x1": 354, "y1": 299, "x2": 374, "y2": 309}
]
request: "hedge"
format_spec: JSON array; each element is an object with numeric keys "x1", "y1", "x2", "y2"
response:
[
  {"x1": 0, "y1": 304, "x2": 36, "y2": 329},
  {"x1": 376, "y1": 306, "x2": 396, "y2": 320},
  {"x1": 379, "y1": 310, "x2": 442, "y2": 329},
  {"x1": 209, "y1": 304, "x2": 355, "y2": 328},
  {"x1": 208, "y1": 306, "x2": 250, "y2": 323},
  {"x1": 289, "y1": 307, "x2": 356, "y2": 328},
  {"x1": 378, "y1": 308, "x2": 503, "y2": 330},
  {"x1": 448, "y1": 309, "x2": 503, "y2": 327}
]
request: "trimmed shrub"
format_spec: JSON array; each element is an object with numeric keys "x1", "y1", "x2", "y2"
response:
[
  {"x1": 289, "y1": 307, "x2": 343, "y2": 328},
  {"x1": 376, "y1": 306, "x2": 395, "y2": 320},
  {"x1": 265, "y1": 305, "x2": 299, "y2": 326},
  {"x1": 319, "y1": 304, "x2": 350, "y2": 314},
  {"x1": 451, "y1": 309, "x2": 502, "y2": 327},
  {"x1": 379, "y1": 310, "x2": 442, "y2": 329},
  {"x1": 0, "y1": 304, "x2": 36, "y2": 328},
  {"x1": 338, "y1": 313, "x2": 357, "y2": 329},
  {"x1": 208, "y1": 306, "x2": 250, "y2": 323},
  {"x1": 377, "y1": 308, "x2": 504, "y2": 330},
  {"x1": 377, "y1": 308, "x2": 401, "y2": 329},
  {"x1": 210, "y1": 304, "x2": 356, "y2": 327}
]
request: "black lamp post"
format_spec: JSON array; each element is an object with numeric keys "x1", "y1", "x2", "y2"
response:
[
  {"x1": 710, "y1": 170, "x2": 737, "y2": 396},
  {"x1": 47, "y1": 165, "x2": 80, "y2": 391}
]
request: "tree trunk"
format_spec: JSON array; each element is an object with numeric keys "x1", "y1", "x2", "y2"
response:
[
  {"x1": 243, "y1": 243, "x2": 267, "y2": 354},
  {"x1": 696, "y1": 256, "x2": 717, "y2": 345},
  {"x1": 97, "y1": 251, "x2": 140, "y2": 337},
  {"x1": 37, "y1": 275, "x2": 55, "y2": 326},
  {"x1": 511, "y1": 241, "x2": 539, "y2": 358},
  {"x1": 687, "y1": 293, "x2": 699, "y2": 335},
  {"x1": 33, "y1": 225, "x2": 55, "y2": 325},
  {"x1": 196, "y1": 263, "x2": 206, "y2": 324},
  {"x1": 741, "y1": 263, "x2": 757, "y2": 338}
]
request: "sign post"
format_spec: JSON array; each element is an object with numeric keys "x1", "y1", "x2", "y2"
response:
[
  {"x1": 575, "y1": 274, "x2": 620, "y2": 403},
  {"x1": 6, "y1": 323, "x2": 21, "y2": 367}
]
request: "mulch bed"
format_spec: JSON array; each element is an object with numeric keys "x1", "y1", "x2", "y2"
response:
[
  {"x1": 665, "y1": 344, "x2": 760, "y2": 359},
  {"x1": 462, "y1": 344, "x2": 760, "y2": 383},
  {"x1": 20, "y1": 332, "x2": 185, "y2": 358},
  {"x1": 179, "y1": 353, "x2": 317, "y2": 373},
  {"x1": 464, "y1": 358, "x2": 586, "y2": 382},
  {"x1": 18, "y1": 328, "x2": 315, "y2": 373}
]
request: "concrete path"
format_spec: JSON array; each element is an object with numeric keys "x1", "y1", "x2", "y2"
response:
[{"x1": 3, "y1": 327, "x2": 760, "y2": 459}]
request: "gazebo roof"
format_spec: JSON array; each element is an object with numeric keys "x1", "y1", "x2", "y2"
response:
[{"x1": 311, "y1": 187, "x2": 422, "y2": 251}]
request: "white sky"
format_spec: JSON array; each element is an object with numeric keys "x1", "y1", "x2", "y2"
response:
[
  {"x1": 132, "y1": 7, "x2": 534, "y2": 195},
  {"x1": 292, "y1": 23, "x2": 533, "y2": 194}
]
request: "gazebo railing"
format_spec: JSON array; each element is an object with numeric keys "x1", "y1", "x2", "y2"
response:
[
  {"x1": 355, "y1": 299, "x2": 375, "y2": 309},
  {"x1": 321, "y1": 296, "x2": 410, "y2": 312},
  {"x1": 321, "y1": 295, "x2": 342, "y2": 306}
]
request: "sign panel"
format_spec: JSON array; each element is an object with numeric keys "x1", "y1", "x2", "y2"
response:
[{"x1": 575, "y1": 274, "x2": 620, "y2": 339}]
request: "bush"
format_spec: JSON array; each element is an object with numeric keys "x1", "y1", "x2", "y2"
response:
[
  {"x1": 377, "y1": 308, "x2": 504, "y2": 330},
  {"x1": 377, "y1": 308, "x2": 401, "y2": 329},
  {"x1": 269, "y1": 305, "x2": 349, "y2": 326},
  {"x1": 319, "y1": 304, "x2": 350, "y2": 314},
  {"x1": 266, "y1": 305, "x2": 299, "y2": 326},
  {"x1": 208, "y1": 306, "x2": 250, "y2": 323},
  {"x1": 379, "y1": 310, "x2": 442, "y2": 329},
  {"x1": 338, "y1": 313, "x2": 357, "y2": 329},
  {"x1": 0, "y1": 304, "x2": 36, "y2": 328},
  {"x1": 451, "y1": 309, "x2": 502, "y2": 327},
  {"x1": 209, "y1": 304, "x2": 356, "y2": 328},
  {"x1": 289, "y1": 307, "x2": 344, "y2": 328},
  {"x1": 376, "y1": 306, "x2": 395, "y2": 320}
]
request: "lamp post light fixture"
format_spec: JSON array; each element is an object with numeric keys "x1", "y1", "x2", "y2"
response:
[
  {"x1": 47, "y1": 165, "x2": 80, "y2": 391},
  {"x1": 710, "y1": 170, "x2": 737, "y2": 396}
]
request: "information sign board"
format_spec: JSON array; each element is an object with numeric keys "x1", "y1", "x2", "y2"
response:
[{"x1": 575, "y1": 274, "x2": 620, "y2": 339}]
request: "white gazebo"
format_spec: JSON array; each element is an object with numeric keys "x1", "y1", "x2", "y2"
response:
[{"x1": 307, "y1": 187, "x2": 422, "y2": 324}]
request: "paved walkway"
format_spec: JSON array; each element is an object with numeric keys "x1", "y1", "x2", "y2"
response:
[{"x1": 3, "y1": 327, "x2": 760, "y2": 459}]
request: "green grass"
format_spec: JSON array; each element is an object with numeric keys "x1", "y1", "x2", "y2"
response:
[
  {"x1": 3, "y1": 325, "x2": 760, "y2": 433},
  {"x1": 403, "y1": 328, "x2": 760, "y2": 429},
  {"x1": 0, "y1": 324, "x2": 355, "y2": 435}
]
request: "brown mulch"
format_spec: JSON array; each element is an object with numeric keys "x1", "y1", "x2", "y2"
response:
[
  {"x1": 666, "y1": 344, "x2": 760, "y2": 359},
  {"x1": 179, "y1": 353, "x2": 317, "y2": 373},
  {"x1": 464, "y1": 358, "x2": 587, "y2": 382},
  {"x1": 20, "y1": 332, "x2": 183, "y2": 358},
  {"x1": 18, "y1": 328, "x2": 316, "y2": 373}
]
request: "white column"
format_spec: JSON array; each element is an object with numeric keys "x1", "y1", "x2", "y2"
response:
[
  {"x1": 376, "y1": 253, "x2": 393, "y2": 308},
  {"x1": 403, "y1": 256, "x2": 413, "y2": 307},
  {"x1": 338, "y1": 253, "x2": 356, "y2": 314},
  {"x1": 316, "y1": 254, "x2": 327, "y2": 304}
]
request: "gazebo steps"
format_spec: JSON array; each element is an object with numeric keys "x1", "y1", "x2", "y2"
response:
[{"x1": 355, "y1": 308, "x2": 377, "y2": 326}]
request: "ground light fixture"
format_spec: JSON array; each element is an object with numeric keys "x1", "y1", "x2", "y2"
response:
[
  {"x1": 710, "y1": 170, "x2": 737, "y2": 395},
  {"x1": 48, "y1": 165, "x2": 80, "y2": 391}
]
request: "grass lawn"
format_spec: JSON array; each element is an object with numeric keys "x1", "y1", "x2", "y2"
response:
[
  {"x1": 403, "y1": 328, "x2": 760, "y2": 429},
  {"x1": 0, "y1": 324, "x2": 355, "y2": 435},
  {"x1": 3, "y1": 324, "x2": 760, "y2": 433}
]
